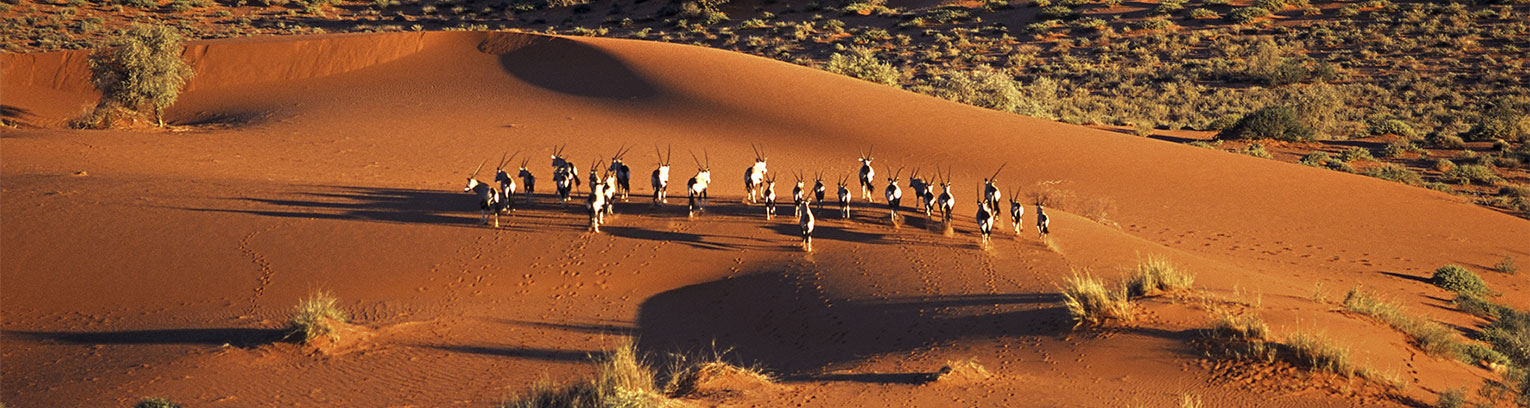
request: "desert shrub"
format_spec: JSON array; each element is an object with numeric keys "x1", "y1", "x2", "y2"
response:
[
  {"x1": 1344, "y1": 286, "x2": 1461, "y2": 357},
  {"x1": 1217, "y1": 105, "x2": 1314, "y2": 141},
  {"x1": 1444, "y1": 164, "x2": 1503, "y2": 185},
  {"x1": 1189, "y1": 7, "x2": 1218, "y2": 18},
  {"x1": 1226, "y1": 6, "x2": 1270, "y2": 24},
  {"x1": 1429, "y1": 132, "x2": 1468, "y2": 149},
  {"x1": 1038, "y1": 5, "x2": 1075, "y2": 19},
  {"x1": 1479, "y1": 307, "x2": 1530, "y2": 368},
  {"x1": 1300, "y1": 151, "x2": 1333, "y2": 167},
  {"x1": 1285, "y1": 332, "x2": 1353, "y2": 376},
  {"x1": 1151, "y1": 0, "x2": 1184, "y2": 14},
  {"x1": 1238, "y1": 143, "x2": 1273, "y2": 158},
  {"x1": 1431, "y1": 265, "x2": 1490, "y2": 296},
  {"x1": 1134, "y1": 17, "x2": 1175, "y2": 31},
  {"x1": 822, "y1": 47, "x2": 901, "y2": 86},
  {"x1": 1369, "y1": 118, "x2": 1416, "y2": 137},
  {"x1": 1251, "y1": 0, "x2": 1287, "y2": 11},
  {"x1": 135, "y1": 398, "x2": 183, "y2": 408},
  {"x1": 87, "y1": 24, "x2": 195, "y2": 127},
  {"x1": 1496, "y1": 255, "x2": 1518, "y2": 275},
  {"x1": 1438, "y1": 389, "x2": 1467, "y2": 408},
  {"x1": 1470, "y1": 103, "x2": 1529, "y2": 142},
  {"x1": 926, "y1": 68, "x2": 1057, "y2": 119},
  {"x1": 1455, "y1": 294, "x2": 1514, "y2": 320},
  {"x1": 1379, "y1": 141, "x2": 1420, "y2": 158},
  {"x1": 1339, "y1": 147, "x2": 1375, "y2": 162},
  {"x1": 1060, "y1": 271, "x2": 1133, "y2": 326},
  {"x1": 121, "y1": 0, "x2": 157, "y2": 7},
  {"x1": 1364, "y1": 164, "x2": 1423, "y2": 185},
  {"x1": 289, "y1": 290, "x2": 348, "y2": 343},
  {"x1": 1460, "y1": 342, "x2": 1511, "y2": 368},
  {"x1": 1210, "y1": 313, "x2": 1270, "y2": 341},
  {"x1": 1202, "y1": 313, "x2": 1276, "y2": 362},
  {"x1": 664, "y1": 358, "x2": 774, "y2": 396},
  {"x1": 1125, "y1": 256, "x2": 1195, "y2": 297}
]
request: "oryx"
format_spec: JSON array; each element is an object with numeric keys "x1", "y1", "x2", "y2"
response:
[
  {"x1": 908, "y1": 168, "x2": 931, "y2": 216},
  {"x1": 976, "y1": 183, "x2": 995, "y2": 245},
  {"x1": 763, "y1": 174, "x2": 778, "y2": 220},
  {"x1": 792, "y1": 171, "x2": 807, "y2": 218},
  {"x1": 517, "y1": 156, "x2": 536, "y2": 204},
  {"x1": 651, "y1": 145, "x2": 672, "y2": 207},
  {"x1": 610, "y1": 144, "x2": 634, "y2": 201},
  {"x1": 936, "y1": 167, "x2": 955, "y2": 225},
  {"x1": 551, "y1": 145, "x2": 581, "y2": 205},
  {"x1": 493, "y1": 151, "x2": 520, "y2": 214},
  {"x1": 1009, "y1": 187, "x2": 1025, "y2": 235},
  {"x1": 799, "y1": 200, "x2": 815, "y2": 252},
  {"x1": 858, "y1": 146, "x2": 876, "y2": 202},
  {"x1": 686, "y1": 151, "x2": 712, "y2": 217},
  {"x1": 744, "y1": 143, "x2": 768, "y2": 204},
  {"x1": 1036, "y1": 203, "x2": 1050, "y2": 240},
  {"x1": 836, "y1": 174, "x2": 851, "y2": 219},
  {"x1": 884, "y1": 167, "x2": 903, "y2": 223},
  {"x1": 463, "y1": 159, "x2": 502, "y2": 228}
]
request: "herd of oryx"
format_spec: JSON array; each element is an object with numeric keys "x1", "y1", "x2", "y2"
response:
[{"x1": 463, "y1": 144, "x2": 1052, "y2": 251}]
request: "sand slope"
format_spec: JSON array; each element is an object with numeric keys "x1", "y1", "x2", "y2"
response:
[{"x1": 2, "y1": 31, "x2": 1526, "y2": 407}]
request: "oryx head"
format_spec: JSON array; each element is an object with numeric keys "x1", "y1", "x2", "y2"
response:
[
  {"x1": 495, "y1": 151, "x2": 519, "y2": 184},
  {"x1": 464, "y1": 159, "x2": 487, "y2": 192}
]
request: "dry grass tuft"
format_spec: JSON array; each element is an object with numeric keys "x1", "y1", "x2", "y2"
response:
[
  {"x1": 664, "y1": 358, "x2": 775, "y2": 398},
  {"x1": 288, "y1": 290, "x2": 348, "y2": 343},
  {"x1": 1125, "y1": 256, "x2": 1195, "y2": 297},
  {"x1": 1285, "y1": 332, "x2": 1354, "y2": 376},
  {"x1": 1342, "y1": 286, "x2": 1465, "y2": 359},
  {"x1": 1060, "y1": 271, "x2": 1133, "y2": 326},
  {"x1": 1202, "y1": 312, "x2": 1276, "y2": 362},
  {"x1": 930, "y1": 358, "x2": 992, "y2": 384},
  {"x1": 1178, "y1": 392, "x2": 1203, "y2": 408},
  {"x1": 501, "y1": 340, "x2": 671, "y2": 408},
  {"x1": 134, "y1": 398, "x2": 183, "y2": 408}
]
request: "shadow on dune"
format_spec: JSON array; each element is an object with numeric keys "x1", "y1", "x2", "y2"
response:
[
  {"x1": 634, "y1": 270, "x2": 1071, "y2": 377},
  {"x1": 175, "y1": 186, "x2": 587, "y2": 231},
  {"x1": 421, "y1": 344, "x2": 603, "y2": 362},
  {"x1": 490, "y1": 35, "x2": 660, "y2": 100},
  {"x1": 9, "y1": 328, "x2": 285, "y2": 347},
  {"x1": 1378, "y1": 270, "x2": 1432, "y2": 285}
]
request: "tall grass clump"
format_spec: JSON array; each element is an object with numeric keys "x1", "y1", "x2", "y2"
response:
[
  {"x1": 1059, "y1": 271, "x2": 1133, "y2": 326},
  {"x1": 1343, "y1": 286, "x2": 1461, "y2": 358},
  {"x1": 1204, "y1": 312, "x2": 1276, "y2": 361},
  {"x1": 289, "y1": 290, "x2": 349, "y2": 343},
  {"x1": 1431, "y1": 264, "x2": 1492, "y2": 296},
  {"x1": 1495, "y1": 255, "x2": 1519, "y2": 275},
  {"x1": 1285, "y1": 332, "x2": 1354, "y2": 376},
  {"x1": 502, "y1": 341, "x2": 669, "y2": 408},
  {"x1": 1125, "y1": 256, "x2": 1195, "y2": 297}
]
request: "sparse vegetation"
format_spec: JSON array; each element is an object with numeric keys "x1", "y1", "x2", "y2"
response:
[
  {"x1": 1125, "y1": 256, "x2": 1195, "y2": 297},
  {"x1": 288, "y1": 290, "x2": 349, "y2": 343},
  {"x1": 1059, "y1": 271, "x2": 1133, "y2": 326},
  {"x1": 930, "y1": 358, "x2": 992, "y2": 383},
  {"x1": 1431, "y1": 264, "x2": 1492, "y2": 296},
  {"x1": 822, "y1": 47, "x2": 900, "y2": 86},
  {"x1": 1496, "y1": 255, "x2": 1519, "y2": 275},
  {"x1": 1217, "y1": 106, "x2": 1313, "y2": 141},
  {"x1": 85, "y1": 24, "x2": 195, "y2": 128},
  {"x1": 134, "y1": 398, "x2": 183, "y2": 408},
  {"x1": 1285, "y1": 332, "x2": 1353, "y2": 376},
  {"x1": 1343, "y1": 286, "x2": 1463, "y2": 359},
  {"x1": 501, "y1": 341, "x2": 668, "y2": 408}
]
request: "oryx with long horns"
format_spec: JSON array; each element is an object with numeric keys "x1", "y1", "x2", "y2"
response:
[
  {"x1": 857, "y1": 146, "x2": 876, "y2": 202},
  {"x1": 812, "y1": 172, "x2": 826, "y2": 211},
  {"x1": 936, "y1": 167, "x2": 955, "y2": 226},
  {"x1": 586, "y1": 159, "x2": 609, "y2": 233},
  {"x1": 908, "y1": 168, "x2": 931, "y2": 216},
  {"x1": 976, "y1": 183, "x2": 996, "y2": 245},
  {"x1": 1009, "y1": 187, "x2": 1025, "y2": 235},
  {"x1": 493, "y1": 151, "x2": 520, "y2": 214},
  {"x1": 610, "y1": 144, "x2": 634, "y2": 201},
  {"x1": 836, "y1": 174, "x2": 851, "y2": 219},
  {"x1": 463, "y1": 159, "x2": 502, "y2": 227},
  {"x1": 686, "y1": 151, "x2": 712, "y2": 217},
  {"x1": 763, "y1": 174, "x2": 778, "y2": 220},
  {"x1": 982, "y1": 163, "x2": 1006, "y2": 214},
  {"x1": 651, "y1": 145, "x2": 672, "y2": 207},
  {"x1": 799, "y1": 198, "x2": 815, "y2": 252},
  {"x1": 517, "y1": 156, "x2": 536, "y2": 204},
  {"x1": 1035, "y1": 203, "x2": 1050, "y2": 240},
  {"x1": 884, "y1": 166, "x2": 903, "y2": 223},
  {"x1": 744, "y1": 143, "x2": 768, "y2": 204},
  {"x1": 792, "y1": 171, "x2": 807, "y2": 218},
  {"x1": 551, "y1": 145, "x2": 580, "y2": 206}
]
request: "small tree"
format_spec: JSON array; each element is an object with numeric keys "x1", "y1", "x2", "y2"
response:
[{"x1": 88, "y1": 24, "x2": 195, "y2": 127}]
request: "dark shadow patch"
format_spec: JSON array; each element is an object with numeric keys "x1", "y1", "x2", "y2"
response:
[
  {"x1": 494, "y1": 318, "x2": 639, "y2": 335},
  {"x1": 422, "y1": 344, "x2": 603, "y2": 362},
  {"x1": 495, "y1": 36, "x2": 661, "y2": 100},
  {"x1": 635, "y1": 270, "x2": 1074, "y2": 375},
  {"x1": 1379, "y1": 271, "x2": 1432, "y2": 285},
  {"x1": 785, "y1": 371, "x2": 935, "y2": 385}
]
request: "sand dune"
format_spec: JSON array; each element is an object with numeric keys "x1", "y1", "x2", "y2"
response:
[{"x1": 2, "y1": 31, "x2": 1525, "y2": 407}]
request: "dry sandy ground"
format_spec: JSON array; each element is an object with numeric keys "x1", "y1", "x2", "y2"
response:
[{"x1": 2, "y1": 31, "x2": 1527, "y2": 407}]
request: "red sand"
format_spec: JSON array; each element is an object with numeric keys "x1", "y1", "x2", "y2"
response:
[{"x1": 3, "y1": 31, "x2": 1526, "y2": 407}]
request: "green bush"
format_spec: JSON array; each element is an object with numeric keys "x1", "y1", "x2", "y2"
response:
[
  {"x1": 1496, "y1": 255, "x2": 1518, "y2": 275},
  {"x1": 1226, "y1": 6, "x2": 1270, "y2": 24},
  {"x1": 1431, "y1": 265, "x2": 1490, "y2": 296},
  {"x1": 1444, "y1": 164, "x2": 1502, "y2": 185},
  {"x1": 1480, "y1": 307, "x2": 1529, "y2": 368},
  {"x1": 1189, "y1": 7, "x2": 1218, "y2": 18},
  {"x1": 1217, "y1": 105, "x2": 1313, "y2": 141},
  {"x1": 1134, "y1": 17, "x2": 1175, "y2": 31},
  {"x1": 1379, "y1": 141, "x2": 1420, "y2": 158},
  {"x1": 1299, "y1": 151, "x2": 1333, "y2": 167},
  {"x1": 1038, "y1": 5, "x2": 1075, "y2": 19},
  {"x1": 822, "y1": 47, "x2": 901, "y2": 86},
  {"x1": 1338, "y1": 147, "x2": 1375, "y2": 162},
  {"x1": 1471, "y1": 104, "x2": 1529, "y2": 142},
  {"x1": 121, "y1": 0, "x2": 157, "y2": 8},
  {"x1": 1363, "y1": 164, "x2": 1423, "y2": 185},
  {"x1": 87, "y1": 24, "x2": 195, "y2": 127},
  {"x1": 1369, "y1": 119, "x2": 1416, "y2": 137}
]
